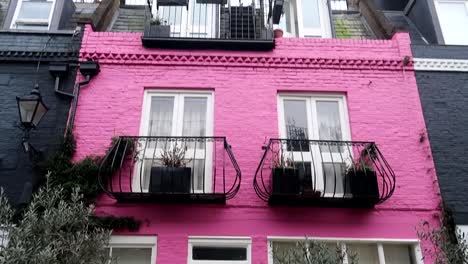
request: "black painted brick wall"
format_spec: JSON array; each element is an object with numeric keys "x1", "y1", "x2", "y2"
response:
[
  {"x1": 0, "y1": 32, "x2": 80, "y2": 206},
  {"x1": 415, "y1": 69, "x2": 468, "y2": 224}
]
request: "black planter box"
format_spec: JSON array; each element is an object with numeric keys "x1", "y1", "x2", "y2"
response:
[
  {"x1": 272, "y1": 168, "x2": 300, "y2": 195},
  {"x1": 157, "y1": 0, "x2": 189, "y2": 8},
  {"x1": 196, "y1": 0, "x2": 227, "y2": 4},
  {"x1": 272, "y1": 0, "x2": 284, "y2": 24},
  {"x1": 347, "y1": 169, "x2": 379, "y2": 201},
  {"x1": 145, "y1": 24, "x2": 171, "y2": 38},
  {"x1": 149, "y1": 167, "x2": 192, "y2": 193}
]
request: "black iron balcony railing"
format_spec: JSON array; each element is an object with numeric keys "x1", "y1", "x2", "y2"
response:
[
  {"x1": 253, "y1": 139, "x2": 396, "y2": 207},
  {"x1": 142, "y1": 0, "x2": 274, "y2": 50},
  {"x1": 98, "y1": 136, "x2": 241, "y2": 204}
]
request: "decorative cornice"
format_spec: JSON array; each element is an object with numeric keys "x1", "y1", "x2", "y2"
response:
[
  {"x1": 80, "y1": 52, "x2": 413, "y2": 71},
  {"x1": 0, "y1": 50, "x2": 78, "y2": 62},
  {"x1": 414, "y1": 58, "x2": 468, "y2": 72}
]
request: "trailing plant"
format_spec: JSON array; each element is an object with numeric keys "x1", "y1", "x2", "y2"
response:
[
  {"x1": 37, "y1": 132, "x2": 140, "y2": 231},
  {"x1": 417, "y1": 208, "x2": 468, "y2": 264},
  {"x1": 161, "y1": 143, "x2": 189, "y2": 167},
  {"x1": 271, "y1": 238, "x2": 358, "y2": 264}
]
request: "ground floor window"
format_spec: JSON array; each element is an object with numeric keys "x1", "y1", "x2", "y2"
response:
[
  {"x1": 188, "y1": 237, "x2": 251, "y2": 264},
  {"x1": 268, "y1": 237, "x2": 423, "y2": 264},
  {"x1": 108, "y1": 235, "x2": 157, "y2": 264}
]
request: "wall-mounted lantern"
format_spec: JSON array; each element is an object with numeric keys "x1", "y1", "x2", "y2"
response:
[{"x1": 16, "y1": 84, "x2": 48, "y2": 153}]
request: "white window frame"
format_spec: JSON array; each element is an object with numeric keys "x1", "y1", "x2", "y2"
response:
[
  {"x1": 433, "y1": 0, "x2": 468, "y2": 45},
  {"x1": 188, "y1": 236, "x2": 252, "y2": 264},
  {"x1": 10, "y1": 0, "x2": 56, "y2": 30},
  {"x1": 136, "y1": 90, "x2": 214, "y2": 193},
  {"x1": 108, "y1": 235, "x2": 157, "y2": 264},
  {"x1": 277, "y1": 93, "x2": 351, "y2": 196},
  {"x1": 295, "y1": 0, "x2": 332, "y2": 37},
  {"x1": 267, "y1": 236, "x2": 424, "y2": 264}
]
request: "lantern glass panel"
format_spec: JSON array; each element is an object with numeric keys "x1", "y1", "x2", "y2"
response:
[
  {"x1": 18, "y1": 99, "x2": 39, "y2": 125},
  {"x1": 32, "y1": 101, "x2": 47, "y2": 127}
]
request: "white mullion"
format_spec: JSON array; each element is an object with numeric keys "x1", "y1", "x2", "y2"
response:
[
  {"x1": 413, "y1": 244, "x2": 424, "y2": 264},
  {"x1": 295, "y1": 0, "x2": 305, "y2": 37},
  {"x1": 174, "y1": 94, "x2": 183, "y2": 137},
  {"x1": 319, "y1": 0, "x2": 332, "y2": 37},
  {"x1": 377, "y1": 243, "x2": 386, "y2": 264},
  {"x1": 309, "y1": 98, "x2": 325, "y2": 193}
]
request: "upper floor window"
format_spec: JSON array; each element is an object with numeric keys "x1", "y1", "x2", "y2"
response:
[
  {"x1": 136, "y1": 90, "x2": 214, "y2": 193},
  {"x1": 434, "y1": 0, "x2": 468, "y2": 45},
  {"x1": 277, "y1": 94, "x2": 351, "y2": 196},
  {"x1": 269, "y1": 238, "x2": 423, "y2": 264},
  {"x1": 277, "y1": 0, "x2": 332, "y2": 37},
  {"x1": 188, "y1": 237, "x2": 252, "y2": 264},
  {"x1": 10, "y1": 0, "x2": 55, "y2": 30},
  {"x1": 108, "y1": 235, "x2": 157, "y2": 264}
]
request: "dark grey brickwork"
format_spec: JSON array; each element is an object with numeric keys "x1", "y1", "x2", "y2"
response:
[
  {"x1": 411, "y1": 44, "x2": 468, "y2": 225},
  {"x1": 0, "y1": 32, "x2": 80, "y2": 206}
]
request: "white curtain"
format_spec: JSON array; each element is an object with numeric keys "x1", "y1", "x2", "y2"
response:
[{"x1": 148, "y1": 96, "x2": 174, "y2": 136}]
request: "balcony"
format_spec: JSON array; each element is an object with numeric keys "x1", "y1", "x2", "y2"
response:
[
  {"x1": 98, "y1": 136, "x2": 241, "y2": 204},
  {"x1": 253, "y1": 139, "x2": 395, "y2": 207},
  {"x1": 141, "y1": 0, "x2": 274, "y2": 50}
]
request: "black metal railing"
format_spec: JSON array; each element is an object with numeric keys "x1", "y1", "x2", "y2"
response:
[
  {"x1": 253, "y1": 139, "x2": 395, "y2": 207},
  {"x1": 98, "y1": 136, "x2": 241, "y2": 204},
  {"x1": 142, "y1": 0, "x2": 274, "y2": 50}
]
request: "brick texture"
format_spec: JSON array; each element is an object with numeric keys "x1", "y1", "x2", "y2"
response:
[
  {"x1": 76, "y1": 26, "x2": 441, "y2": 263},
  {"x1": 415, "y1": 70, "x2": 468, "y2": 225}
]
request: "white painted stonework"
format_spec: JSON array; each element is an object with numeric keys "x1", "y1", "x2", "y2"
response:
[{"x1": 414, "y1": 58, "x2": 468, "y2": 72}]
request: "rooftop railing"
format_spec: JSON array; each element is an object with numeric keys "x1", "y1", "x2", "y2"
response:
[{"x1": 141, "y1": 0, "x2": 274, "y2": 50}]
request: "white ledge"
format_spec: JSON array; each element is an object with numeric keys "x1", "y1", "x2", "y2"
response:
[{"x1": 414, "y1": 58, "x2": 468, "y2": 72}]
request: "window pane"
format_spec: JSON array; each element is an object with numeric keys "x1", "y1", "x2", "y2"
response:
[
  {"x1": 148, "y1": 96, "x2": 174, "y2": 136},
  {"x1": 437, "y1": 2, "x2": 468, "y2": 45},
  {"x1": 272, "y1": 241, "x2": 337, "y2": 264},
  {"x1": 346, "y1": 243, "x2": 379, "y2": 264},
  {"x1": 187, "y1": 159, "x2": 205, "y2": 191},
  {"x1": 17, "y1": 1, "x2": 52, "y2": 20},
  {"x1": 284, "y1": 100, "x2": 309, "y2": 151},
  {"x1": 323, "y1": 162, "x2": 347, "y2": 195},
  {"x1": 111, "y1": 248, "x2": 152, "y2": 264},
  {"x1": 182, "y1": 97, "x2": 207, "y2": 137},
  {"x1": 384, "y1": 244, "x2": 414, "y2": 264},
  {"x1": 279, "y1": 1, "x2": 292, "y2": 33},
  {"x1": 192, "y1": 246, "x2": 247, "y2": 260},
  {"x1": 301, "y1": 0, "x2": 321, "y2": 29},
  {"x1": 317, "y1": 101, "x2": 342, "y2": 141}
]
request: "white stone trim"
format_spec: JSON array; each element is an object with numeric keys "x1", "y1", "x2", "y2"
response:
[{"x1": 414, "y1": 58, "x2": 468, "y2": 72}]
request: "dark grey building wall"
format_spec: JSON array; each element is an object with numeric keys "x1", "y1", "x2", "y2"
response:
[
  {"x1": 413, "y1": 45, "x2": 468, "y2": 60},
  {"x1": 373, "y1": 0, "x2": 408, "y2": 10},
  {"x1": 413, "y1": 45, "x2": 468, "y2": 224},
  {"x1": 0, "y1": 32, "x2": 80, "y2": 206}
]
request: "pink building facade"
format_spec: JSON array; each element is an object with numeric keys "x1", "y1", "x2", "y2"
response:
[{"x1": 74, "y1": 25, "x2": 441, "y2": 263}]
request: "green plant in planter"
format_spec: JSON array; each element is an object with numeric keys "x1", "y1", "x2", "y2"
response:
[
  {"x1": 160, "y1": 144, "x2": 189, "y2": 168},
  {"x1": 271, "y1": 149, "x2": 301, "y2": 195},
  {"x1": 345, "y1": 144, "x2": 379, "y2": 201},
  {"x1": 149, "y1": 143, "x2": 192, "y2": 193},
  {"x1": 150, "y1": 15, "x2": 167, "y2": 26}
]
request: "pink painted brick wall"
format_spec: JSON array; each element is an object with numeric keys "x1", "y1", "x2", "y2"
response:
[{"x1": 75, "y1": 25, "x2": 441, "y2": 263}]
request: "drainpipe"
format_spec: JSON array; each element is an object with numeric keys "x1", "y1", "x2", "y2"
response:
[{"x1": 65, "y1": 61, "x2": 101, "y2": 134}]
